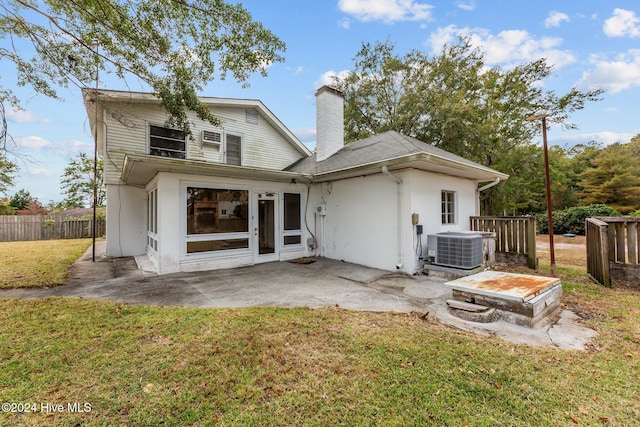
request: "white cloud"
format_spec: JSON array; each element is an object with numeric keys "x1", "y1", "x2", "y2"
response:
[
  {"x1": 6, "y1": 108, "x2": 52, "y2": 124},
  {"x1": 16, "y1": 136, "x2": 51, "y2": 150},
  {"x1": 339, "y1": 18, "x2": 351, "y2": 29},
  {"x1": 577, "y1": 49, "x2": 640, "y2": 93},
  {"x1": 293, "y1": 127, "x2": 316, "y2": 143},
  {"x1": 545, "y1": 11, "x2": 570, "y2": 28},
  {"x1": 604, "y1": 8, "x2": 640, "y2": 38},
  {"x1": 427, "y1": 25, "x2": 576, "y2": 68},
  {"x1": 338, "y1": 0, "x2": 433, "y2": 23},
  {"x1": 286, "y1": 65, "x2": 304, "y2": 75},
  {"x1": 315, "y1": 70, "x2": 351, "y2": 88},
  {"x1": 550, "y1": 131, "x2": 636, "y2": 147},
  {"x1": 15, "y1": 136, "x2": 92, "y2": 156},
  {"x1": 25, "y1": 168, "x2": 56, "y2": 177},
  {"x1": 456, "y1": 1, "x2": 475, "y2": 12}
]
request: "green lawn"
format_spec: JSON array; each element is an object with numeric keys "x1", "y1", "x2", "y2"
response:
[
  {"x1": 1, "y1": 282, "x2": 639, "y2": 426},
  {"x1": 0, "y1": 240, "x2": 638, "y2": 425},
  {"x1": 0, "y1": 239, "x2": 92, "y2": 288}
]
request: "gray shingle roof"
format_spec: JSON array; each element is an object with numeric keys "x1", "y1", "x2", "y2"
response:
[{"x1": 286, "y1": 130, "x2": 506, "y2": 179}]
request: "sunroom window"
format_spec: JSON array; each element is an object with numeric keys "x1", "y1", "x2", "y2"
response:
[
  {"x1": 186, "y1": 187, "x2": 249, "y2": 254},
  {"x1": 283, "y1": 193, "x2": 302, "y2": 246}
]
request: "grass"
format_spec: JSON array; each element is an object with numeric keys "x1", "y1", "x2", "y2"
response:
[
  {"x1": 0, "y1": 239, "x2": 92, "y2": 289},
  {"x1": 0, "y1": 298, "x2": 638, "y2": 426},
  {"x1": 0, "y1": 238, "x2": 639, "y2": 425}
]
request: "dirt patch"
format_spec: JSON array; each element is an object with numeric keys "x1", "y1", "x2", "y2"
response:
[{"x1": 536, "y1": 234, "x2": 587, "y2": 270}]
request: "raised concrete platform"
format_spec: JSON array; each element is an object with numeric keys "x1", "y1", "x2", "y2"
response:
[{"x1": 444, "y1": 271, "x2": 563, "y2": 327}]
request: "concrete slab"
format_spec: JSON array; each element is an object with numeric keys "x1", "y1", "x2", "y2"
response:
[{"x1": 0, "y1": 241, "x2": 597, "y2": 350}]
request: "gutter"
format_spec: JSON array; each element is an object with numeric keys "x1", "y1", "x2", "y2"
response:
[{"x1": 382, "y1": 166, "x2": 404, "y2": 270}]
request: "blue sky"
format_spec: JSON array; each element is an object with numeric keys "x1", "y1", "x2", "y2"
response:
[{"x1": 4, "y1": 0, "x2": 640, "y2": 204}]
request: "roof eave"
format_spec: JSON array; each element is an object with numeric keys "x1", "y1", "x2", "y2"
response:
[
  {"x1": 121, "y1": 154, "x2": 313, "y2": 187},
  {"x1": 313, "y1": 152, "x2": 509, "y2": 183}
]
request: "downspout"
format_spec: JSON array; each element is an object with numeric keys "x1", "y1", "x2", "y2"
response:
[
  {"x1": 476, "y1": 177, "x2": 501, "y2": 215},
  {"x1": 478, "y1": 177, "x2": 501, "y2": 192},
  {"x1": 382, "y1": 166, "x2": 404, "y2": 270}
]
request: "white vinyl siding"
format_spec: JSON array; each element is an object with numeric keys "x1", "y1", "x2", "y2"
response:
[{"x1": 102, "y1": 103, "x2": 305, "y2": 185}]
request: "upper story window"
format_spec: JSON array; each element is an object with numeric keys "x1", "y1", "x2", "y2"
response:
[
  {"x1": 226, "y1": 134, "x2": 242, "y2": 166},
  {"x1": 442, "y1": 190, "x2": 456, "y2": 224},
  {"x1": 149, "y1": 125, "x2": 186, "y2": 159}
]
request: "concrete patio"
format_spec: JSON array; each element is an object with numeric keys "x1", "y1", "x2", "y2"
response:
[{"x1": 1, "y1": 241, "x2": 597, "y2": 350}]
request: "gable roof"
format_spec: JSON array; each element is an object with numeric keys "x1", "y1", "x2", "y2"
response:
[
  {"x1": 287, "y1": 130, "x2": 508, "y2": 183},
  {"x1": 82, "y1": 88, "x2": 311, "y2": 157}
]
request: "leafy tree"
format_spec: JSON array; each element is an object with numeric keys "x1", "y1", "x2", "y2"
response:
[
  {"x1": 60, "y1": 153, "x2": 105, "y2": 208},
  {"x1": 0, "y1": 198, "x2": 16, "y2": 215},
  {"x1": 1, "y1": 0, "x2": 286, "y2": 149},
  {"x1": 537, "y1": 204, "x2": 620, "y2": 235},
  {"x1": 335, "y1": 39, "x2": 603, "y2": 214},
  {"x1": 17, "y1": 199, "x2": 48, "y2": 215},
  {"x1": 0, "y1": 154, "x2": 17, "y2": 195},
  {"x1": 9, "y1": 188, "x2": 33, "y2": 210},
  {"x1": 579, "y1": 137, "x2": 640, "y2": 213}
]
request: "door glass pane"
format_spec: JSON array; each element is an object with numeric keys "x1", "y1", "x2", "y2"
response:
[{"x1": 259, "y1": 199, "x2": 275, "y2": 254}]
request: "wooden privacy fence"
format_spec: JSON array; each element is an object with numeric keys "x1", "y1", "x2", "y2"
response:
[
  {"x1": 586, "y1": 216, "x2": 640, "y2": 287},
  {"x1": 0, "y1": 215, "x2": 106, "y2": 242},
  {"x1": 470, "y1": 216, "x2": 537, "y2": 269}
]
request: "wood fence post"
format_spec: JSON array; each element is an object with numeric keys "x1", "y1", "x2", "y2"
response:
[{"x1": 526, "y1": 216, "x2": 537, "y2": 269}]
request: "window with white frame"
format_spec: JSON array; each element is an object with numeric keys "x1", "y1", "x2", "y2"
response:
[
  {"x1": 283, "y1": 193, "x2": 302, "y2": 246},
  {"x1": 185, "y1": 187, "x2": 249, "y2": 254},
  {"x1": 147, "y1": 188, "x2": 158, "y2": 252},
  {"x1": 149, "y1": 125, "x2": 186, "y2": 159},
  {"x1": 441, "y1": 190, "x2": 456, "y2": 224}
]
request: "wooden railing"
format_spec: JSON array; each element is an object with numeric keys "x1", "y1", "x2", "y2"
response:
[
  {"x1": 586, "y1": 216, "x2": 640, "y2": 287},
  {"x1": 470, "y1": 216, "x2": 537, "y2": 269},
  {"x1": 0, "y1": 215, "x2": 106, "y2": 242}
]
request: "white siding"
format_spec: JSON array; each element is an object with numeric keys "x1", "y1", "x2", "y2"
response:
[{"x1": 102, "y1": 102, "x2": 306, "y2": 185}]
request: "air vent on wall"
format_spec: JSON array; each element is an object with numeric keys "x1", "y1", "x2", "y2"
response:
[{"x1": 246, "y1": 109, "x2": 259, "y2": 124}]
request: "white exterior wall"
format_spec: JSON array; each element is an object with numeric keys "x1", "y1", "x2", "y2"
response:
[
  {"x1": 306, "y1": 169, "x2": 480, "y2": 275},
  {"x1": 105, "y1": 184, "x2": 147, "y2": 257},
  {"x1": 148, "y1": 172, "x2": 309, "y2": 274},
  {"x1": 307, "y1": 173, "x2": 405, "y2": 272},
  {"x1": 408, "y1": 169, "x2": 478, "y2": 273}
]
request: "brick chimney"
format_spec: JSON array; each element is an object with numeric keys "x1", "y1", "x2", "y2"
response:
[{"x1": 315, "y1": 85, "x2": 344, "y2": 162}]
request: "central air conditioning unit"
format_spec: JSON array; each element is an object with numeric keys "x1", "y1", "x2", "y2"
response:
[{"x1": 427, "y1": 232, "x2": 482, "y2": 269}]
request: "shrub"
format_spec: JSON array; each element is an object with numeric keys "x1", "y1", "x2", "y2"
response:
[{"x1": 537, "y1": 204, "x2": 621, "y2": 235}]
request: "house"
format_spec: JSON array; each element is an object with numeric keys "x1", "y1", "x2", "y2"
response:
[{"x1": 84, "y1": 86, "x2": 508, "y2": 275}]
